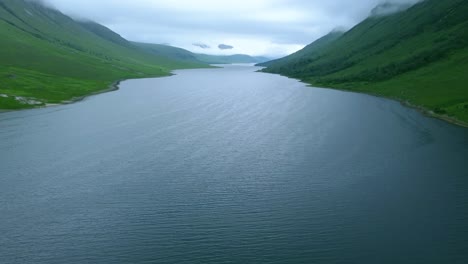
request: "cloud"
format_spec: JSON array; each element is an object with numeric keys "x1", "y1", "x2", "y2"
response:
[
  {"x1": 39, "y1": 0, "x2": 423, "y2": 57},
  {"x1": 370, "y1": 2, "x2": 417, "y2": 17},
  {"x1": 192, "y1": 43, "x2": 210, "y2": 49},
  {"x1": 218, "y1": 44, "x2": 234, "y2": 50}
]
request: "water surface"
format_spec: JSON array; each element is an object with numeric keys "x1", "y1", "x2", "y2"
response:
[{"x1": 1, "y1": 65, "x2": 468, "y2": 263}]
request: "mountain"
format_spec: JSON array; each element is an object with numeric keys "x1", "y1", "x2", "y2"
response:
[
  {"x1": 78, "y1": 20, "x2": 133, "y2": 48},
  {"x1": 261, "y1": 0, "x2": 468, "y2": 125},
  {"x1": 195, "y1": 54, "x2": 270, "y2": 64},
  {"x1": 258, "y1": 30, "x2": 344, "y2": 68},
  {"x1": 135, "y1": 40, "x2": 271, "y2": 64},
  {"x1": 132, "y1": 42, "x2": 203, "y2": 64},
  {"x1": 0, "y1": 0, "x2": 208, "y2": 109},
  {"x1": 134, "y1": 42, "x2": 269, "y2": 65}
]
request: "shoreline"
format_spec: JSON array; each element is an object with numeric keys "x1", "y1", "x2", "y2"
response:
[
  {"x1": 53, "y1": 79, "x2": 122, "y2": 106},
  {"x1": 0, "y1": 72, "x2": 176, "y2": 113},
  {"x1": 400, "y1": 100, "x2": 468, "y2": 128},
  {"x1": 0, "y1": 80, "x2": 123, "y2": 114},
  {"x1": 323, "y1": 85, "x2": 468, "y2": 128},
  {"x1": 3, "y1": 68, "x2": 468, "y2": 128},
  {"x1": 0, "y1": 68, "x2": 224, "y2": 113},
  {"x1": 259, "y1": 70, "x2": 468, "y2": 128},
  {"x1": 318, "y1": 83, "x2": 468, "y2": 128}
]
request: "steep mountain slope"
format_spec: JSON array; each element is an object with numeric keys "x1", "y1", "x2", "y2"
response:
[
  {"x1": 0, "y1": 0, "x2": 207, "y2": 109},
  {"x1": 262, "y1": 0, "x2": 468, "y2": 125},
  {"x1": 258, "y1": 30, "x2": 344, "y2": 68},
  {"x1": 78, "y1": 20, "x2": 133, "y2": 48}
]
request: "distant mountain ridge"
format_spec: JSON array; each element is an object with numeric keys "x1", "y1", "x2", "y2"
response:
[
  {"x1": 195, "y1": 54, "x2": 270, "y2": 64},
  {"x1": 261, "y1": 0, "x2": 468, "y2": 125},
  {"x1": 133, "y1": 42, "x2": 269, "y2": 65}
]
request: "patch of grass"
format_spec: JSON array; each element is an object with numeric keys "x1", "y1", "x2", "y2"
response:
[{"x1": 0, "y1": 67, "x2": 115, "y2": 103}]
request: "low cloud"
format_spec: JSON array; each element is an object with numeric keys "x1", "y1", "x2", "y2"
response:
[
  {"x1": 192, "y1": 43, "x2": 210, "y2": 49},
  {"x1": 370, "y1": 1, "x2": 419, "y2": 17},
  {"x1": 218, "y1": 44, "x2": 234, "y2": 50},
  {"x1": 40, "y1": 0, "x2": 423, "y2": 57}
]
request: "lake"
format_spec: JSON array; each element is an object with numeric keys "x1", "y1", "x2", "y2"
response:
[{"x1": 1, "y1": 65, "x2": 468, "y2": 263}]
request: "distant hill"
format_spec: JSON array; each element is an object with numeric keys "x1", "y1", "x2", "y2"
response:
[
  {"x1": 261, "y1": 0, "x2": 468, "y2": 125},
  {"x1": 0, "y1": 0, "x2": 208, "y2": 109},
  {"x1": 132, "y1": 42, "x2": 202, "y2": 64},
  {"x1": 195, "y1": 54, "x2": 270, "y2": 64},
  {"x1": 134, "y1": 42, "x2": 270, "y2": 65}
]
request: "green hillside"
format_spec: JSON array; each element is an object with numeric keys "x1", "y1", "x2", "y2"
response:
[
  {"x1": 258, "y1": 30, "x2": 344, "y2": 68},
  {"x1": 132, "y1": 42, "x2": 205, "y2": 64},
  {"x1": 262, "y1": 0, "x2": 468, "y2": 125},
  {"x1": 0, "y1": 0, "x2": 208, "y2": 109}
]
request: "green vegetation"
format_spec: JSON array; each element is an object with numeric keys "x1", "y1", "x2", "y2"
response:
[
  {"x1": 258, "y1": 30, "x2": 344, "y2": 68},
  {"x1": 132, "y1": 42, "x2": 205, "y2": 65},
  {"x1": 261, "y1": 0, "x2": 468, "y2": 125},
  {"x1": 0, "y1": 0, "x2": 208, "y2": 109}
]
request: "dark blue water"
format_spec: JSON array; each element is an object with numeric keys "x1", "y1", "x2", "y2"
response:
[{"x1": 1, "y1": 65, "x2": 468, "y2": 263}]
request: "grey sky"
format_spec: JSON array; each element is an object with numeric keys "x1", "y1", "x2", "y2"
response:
[{"x1": 42, "y1": 0, "x2": 421, "y2": 57}]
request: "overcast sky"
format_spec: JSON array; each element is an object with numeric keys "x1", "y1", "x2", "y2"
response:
[{"x1": 42, "y1": 0, "x2": 420, "y2": 57}]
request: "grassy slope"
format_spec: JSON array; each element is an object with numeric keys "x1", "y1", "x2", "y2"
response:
[
  {"x1": 133, "y1": 42, "x2": 219, "y2": 68},
  {"x1": 258, "y1": 31, "x2": 344, "y2": 68},
  {"x1": 262, "y1": 0, "x2": 468, "y2": 125},
  {"x1": 132, "y1": 42, "x2": 205, "y2": 65},
  {"x1": 0, "y1": 0, "x2": 208, "y2": 109}
]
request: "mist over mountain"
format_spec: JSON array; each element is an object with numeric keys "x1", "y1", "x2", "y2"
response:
[
  {"x1": 370, "y1": 2, "x2": 415, "y2": 16},
  {"x1": 19, "y1": 0, "x2": 426, "y2": 57}
]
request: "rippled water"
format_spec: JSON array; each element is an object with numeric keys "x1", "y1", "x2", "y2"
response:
[{"x1": 1, "y1": 65, "x2": 468, "y2": 263}]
